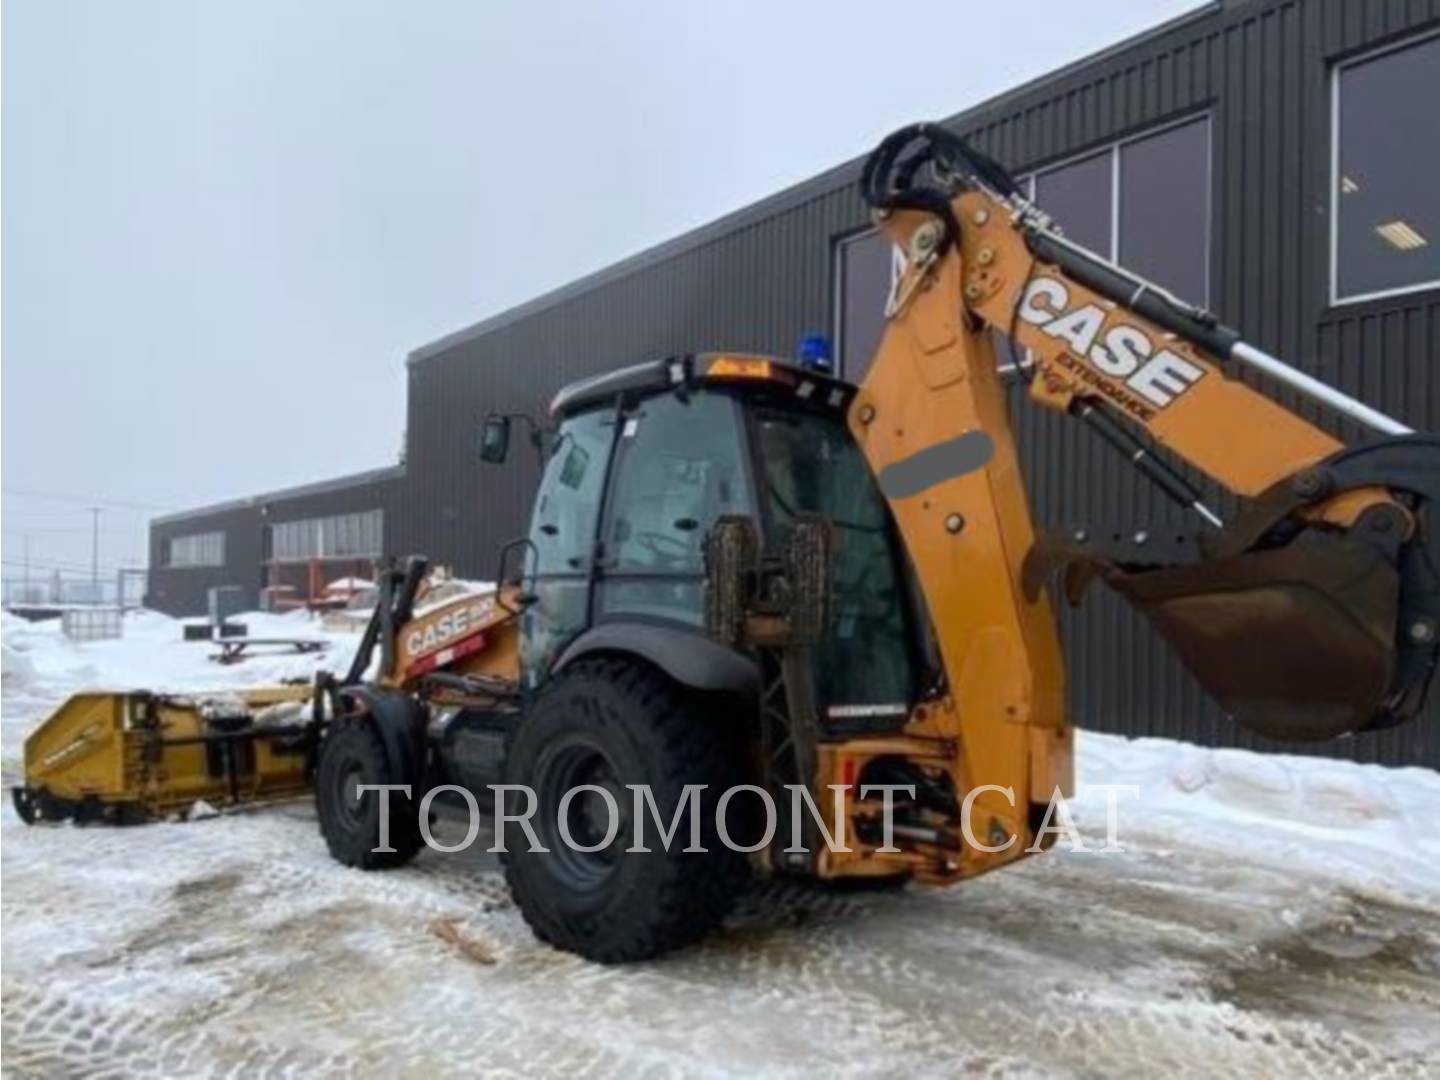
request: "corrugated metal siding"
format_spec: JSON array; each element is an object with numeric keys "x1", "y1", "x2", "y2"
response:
[
  {"x1": 148, "y1": 504, "x2": 266, "y2": 617},
  {"x1": 148, "y1": 472, "x2": 405, "y2": 615},
  {"x1": 155, "y1": 0, "x2": 1439, "y2": 767}
]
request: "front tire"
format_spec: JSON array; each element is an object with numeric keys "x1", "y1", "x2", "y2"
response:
[
  {"x1": 502, "y1": 657, "x2": 747, "y2": 963},
  {"x1": 316, "y1": 717, "x2": 423, "y2": 869}
]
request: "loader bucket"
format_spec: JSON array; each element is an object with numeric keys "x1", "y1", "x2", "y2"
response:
[{"x1": 1102, "y1": 529, "x2": 1409, "y2": 742}]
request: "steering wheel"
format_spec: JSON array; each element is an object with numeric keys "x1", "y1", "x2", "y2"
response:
[{"x1": 635, "y1": 531, "x2": 692, "y2": 568}]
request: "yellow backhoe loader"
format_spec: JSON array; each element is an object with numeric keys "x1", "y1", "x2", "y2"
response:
[{"x1": 17, "y1": 122, "x2": 1438, "y2": 963}]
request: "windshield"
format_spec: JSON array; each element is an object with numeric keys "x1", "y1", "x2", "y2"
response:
[{"x1": 752, "y1": 406, "x2": 915, "y2": 711}]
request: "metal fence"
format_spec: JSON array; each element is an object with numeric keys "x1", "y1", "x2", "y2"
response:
[
  {"x1": 2, "y1": 569, "x2": 148, "y2": 610},
  {"x1": 61, "y1": 608, "x2": 123, "y2": 642}
]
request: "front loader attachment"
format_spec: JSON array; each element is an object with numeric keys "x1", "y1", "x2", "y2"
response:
[
  {"x1": 12, "y1": 687, "x2": 315, "y2": 825},
  {"x1": 1029, "y1": 436, "x2": 1440, "y2": 742}
]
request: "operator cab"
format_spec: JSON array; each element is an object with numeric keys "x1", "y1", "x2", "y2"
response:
[{"x1": 507, "y1": 353, "x2": 924, "y2": 727}]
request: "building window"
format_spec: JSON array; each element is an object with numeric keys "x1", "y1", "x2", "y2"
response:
[
  {"x1": 1117, "y1": 120, "x2": 1211, "y2": 305},
  {"x1": 1030, "y1": 115, "x2": 1211, "y2": 304},
  {"x1": 268, "y1": 509, "x2": 383, "y2": 562},
  {"x1": 167, "y1": 531, "x2": 225, "y2": 568},
  {"x1": 832, "y1": 115, "x2": 1211, "y2": 379},
  {"x1": 1333, "y1": 33, "x2": 1440, "y2": 303},
  {"x1": 1034, "y1": 150, "x2": 1112, "y2": 257},
  {"x1": 833, "y1": 229, "x2": 905, "y2": 379}
]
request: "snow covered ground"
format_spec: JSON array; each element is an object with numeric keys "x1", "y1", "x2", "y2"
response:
[{"x1": 3, "y1": 609, "x2": 1439, "y2": 1077}]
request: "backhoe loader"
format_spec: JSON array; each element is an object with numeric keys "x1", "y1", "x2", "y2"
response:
[{"x1": 17, "y1": 123, "x2": 1438, "y2": 963}]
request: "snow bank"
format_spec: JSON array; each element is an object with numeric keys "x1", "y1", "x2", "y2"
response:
[
  {"x1": 1, "y1": 639, "x2": 37, "y2": 690},
  {"x1": 1, "y1": 606, "x2": 362, "y2": 765},
  {"x1": 1071, "y1": 729, "x2": 1440, "y2": 905},
  {"x1": 3, "y1": 606, "x2": 356, "y2": 691}
]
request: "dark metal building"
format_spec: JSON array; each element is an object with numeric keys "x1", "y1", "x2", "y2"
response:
[
  {"x1": 148, "y1": 467, "x2": 404, "y2": 617},
  {"x1": 150, "y1": 0, "x2": 1440, "y2": 767}
]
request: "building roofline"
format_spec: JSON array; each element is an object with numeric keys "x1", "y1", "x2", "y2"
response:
[
  {"x1": 407, "y1": 1, "x2": 1221, "y2": 367},
  {"x1": 150, "y1": 464, "x2": 406, "y2": 527}
]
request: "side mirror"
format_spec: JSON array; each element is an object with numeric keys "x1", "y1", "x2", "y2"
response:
[{"x1": 480, "y1": 415, "x2": 512, "y2": 464}]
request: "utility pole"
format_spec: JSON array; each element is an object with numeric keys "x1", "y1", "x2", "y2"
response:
[
  {"x1": 23, "y1": 532, "x2": 31, "y2": 600},
  {"x1": 89, "y1": 507, "x2": 102, "y2": 602}
]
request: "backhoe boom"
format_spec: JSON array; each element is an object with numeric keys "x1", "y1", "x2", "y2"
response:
[{"x1": 851, "y1": 123, "x2": 1439, "y2": 761}]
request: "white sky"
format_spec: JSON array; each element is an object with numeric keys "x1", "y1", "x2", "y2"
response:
[{"x1": 2, "y1": 0, "x2": 1203, "y2": 580}]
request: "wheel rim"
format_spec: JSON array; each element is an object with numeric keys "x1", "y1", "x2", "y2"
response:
[
  {"x1": 534, "y1": 738, "x2": 630, "y2": 891},
  {"x1": 331, "y1": 753, "x2": 370, "y2": 828}
]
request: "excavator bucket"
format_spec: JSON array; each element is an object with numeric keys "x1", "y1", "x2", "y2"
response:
[
  {"x1": 1101, "y1": 529, "x2": 1412, "y2": 741},
  {"x1": 1027, "y1": 445, "x2": 1440, "y2": 743}
]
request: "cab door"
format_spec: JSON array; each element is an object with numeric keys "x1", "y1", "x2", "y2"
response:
[
  {"x1": 520, "y1": 406, "x2": 617, "y2": 680},
  {"x1": 595, "y1": 391, "x2": 754, "y2": 628}
]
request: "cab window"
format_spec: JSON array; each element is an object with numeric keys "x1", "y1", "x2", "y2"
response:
[
  {"x1": 522, "y1": 407, "x2": 614, "y2": 676},
  {"x1": 606, "y1": 393, "x2": 752, "y2": 574},
  {"x1": 753, "y1": 405, "x2": 916, "y2": 708},
  {"x1": 598, "y1": 392, "x2": 752, "y2": 625},
  {"x1": 530, "y1": 408, "x2": 613, "y2": 575}
]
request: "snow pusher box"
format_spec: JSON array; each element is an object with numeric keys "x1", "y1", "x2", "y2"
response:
[
  {"x1": 10, "y1": 569, "x2": 515, "y2": 828},
  {"x1": 11, "y1": 686, "x2": 315, "y2": 824}
]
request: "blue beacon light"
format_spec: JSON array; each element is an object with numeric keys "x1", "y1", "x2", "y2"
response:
[{"x1": 798, "y1": 333, "x2": 834, "y2": 373}]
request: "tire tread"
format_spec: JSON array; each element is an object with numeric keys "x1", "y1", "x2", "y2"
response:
[{"x1": 503, "y1": 656, "x2": 746, "y2": 962}]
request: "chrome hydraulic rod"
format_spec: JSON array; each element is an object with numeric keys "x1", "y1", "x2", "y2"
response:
[
  {"x1": 1027, "y1": 224, "x2": 1412, "y2": 437},
  {"x1": 1228, "y1": 341, "x2": 1412, "y2": 436}
]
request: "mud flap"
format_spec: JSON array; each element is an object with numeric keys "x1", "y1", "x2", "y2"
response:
[{"x1": 334, "y1": 684, "x2": 427, "y2": 790}]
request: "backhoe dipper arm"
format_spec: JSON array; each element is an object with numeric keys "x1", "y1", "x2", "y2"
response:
[
  {"x1": 848, "y1": 124, "x2": 1438, "y2": 778},
  {"x1": 963, "y1": 205, "x2": 1406, "y2": 519}
]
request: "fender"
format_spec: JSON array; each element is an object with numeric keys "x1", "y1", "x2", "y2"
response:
[
  {"x1": 553, "y1": 622, "x2": 759, "y2": 697},
  {"x1": 335, "y1": 683, "x2": 426, "y2": 789}
]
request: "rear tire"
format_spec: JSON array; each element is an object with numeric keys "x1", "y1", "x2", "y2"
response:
[
  {"x1": 316, "y1": 717, "x2": 423, "y2": 869},
  {"x1": 502, "y1": 657, "x2": 747, "y2": 963}
]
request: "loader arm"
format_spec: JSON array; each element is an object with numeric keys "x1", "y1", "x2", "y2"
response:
[{"x1": 843, "y1": 125, "x2": 1438, "y2": 844}]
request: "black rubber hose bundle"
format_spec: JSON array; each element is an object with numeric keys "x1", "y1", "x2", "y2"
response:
[{"x1": 859, "y1": 122, "x2": 1022, "y2": 252}]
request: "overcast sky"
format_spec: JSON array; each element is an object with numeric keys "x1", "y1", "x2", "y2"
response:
[{"x1": 2, "y1": 0, "x2": 1202, "y2": 581}]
